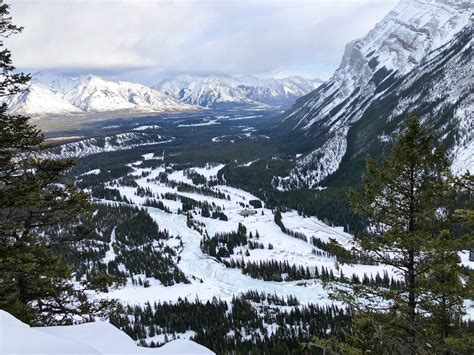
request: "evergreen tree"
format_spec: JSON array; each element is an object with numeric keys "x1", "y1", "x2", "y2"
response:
[
  {"x1": 322, "y1": 114, "x2": 473, "y2": 354},
  {"x1": 0, "y1": 3, "x2": 112, "y2": 325}
]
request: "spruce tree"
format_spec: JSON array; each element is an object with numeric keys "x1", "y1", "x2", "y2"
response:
[
  {"x1": 322, "y1": 114, "x2": 472, "y2": 354},
  {"x1": 0, "y1": 3, "x2": 113, "y2": 325}
]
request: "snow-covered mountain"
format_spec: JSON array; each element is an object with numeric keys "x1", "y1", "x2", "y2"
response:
[
  {"x1": 276, "y1": 0, "x2": 473, "y2": 189},
  {"x1": 4, "y1": 83, "x2": 83, "y2": 116},
  {"x1": 155, "y1": 75, "x2": 322, "y2": 108},
  {"x1": 33, "y1": 70, "x2": 84, "y2": 94},
  {"x1": 64, "y1": 75, "x2": 199, "y2": 113},
  {"x1": 155, "y1": 75, "x2": 253, "y2": 107},
  {"x1": 4, "y1": 71, "x2": 320, "y2": 116},
  {"x1": 3, "y1": 73, "x2": 200, "y2": 117}
]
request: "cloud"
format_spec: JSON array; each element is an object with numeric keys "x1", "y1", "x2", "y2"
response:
[{"x1": 6, "y1": 0, "x2": 398, "y2": 81}]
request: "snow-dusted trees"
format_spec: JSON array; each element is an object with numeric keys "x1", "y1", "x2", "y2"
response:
[{"x1": 318, "y1": 114, "x2": 473, "y2": 354}]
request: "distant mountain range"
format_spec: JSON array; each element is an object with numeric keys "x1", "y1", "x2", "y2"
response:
[
  {"x1": 3, "y1": 72, "x2": 321, "y2": 117},
  {"x1": 4, "y1": 74, "x2": 200, "y2": 117},
  {"x1": 275, "y1": 0, "x2": 473, "y2": 189},
  {"x1": 155, "y1": 75, "x2": 322, "y2": 108}
]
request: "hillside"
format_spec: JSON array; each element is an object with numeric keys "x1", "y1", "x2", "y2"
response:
[
  {"x1": 155, "y1": 74, "x2": 322, "y2": 108},
  {"x1": 276, "y1": 0, "x2": 473, "y2": 188}
]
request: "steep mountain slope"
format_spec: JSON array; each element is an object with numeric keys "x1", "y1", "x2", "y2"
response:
[
  {"x1": 3, "y1": 83, "x2": 82, "y2": 116},
  {"x1": 155, "y1": 75, "x2": 255, "y2": 107},
  {"x1": 275, "y1": 0, "x2": 473, "y2": 189},
  {"x1": 4, "y1": 74, "x2": 200, "y2": 117},
  {"x1": 64, "y1": 75, "x2": 199, "y2": 113},
  {"x1": 155, "y1": 75, "x2": 321, "y2": 108}
]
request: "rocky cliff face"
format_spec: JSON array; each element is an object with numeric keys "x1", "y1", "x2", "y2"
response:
[{"x1": 276, "y1": 0, "x2": 473, "y2": 189}]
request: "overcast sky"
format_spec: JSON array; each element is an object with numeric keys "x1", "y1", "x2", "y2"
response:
[{"x1": 7, "y1": 0, "x2": 398, "y2": 83}]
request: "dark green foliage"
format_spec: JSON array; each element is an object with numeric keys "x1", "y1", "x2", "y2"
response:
[
  {"x1": 200, "y1": 224, "x2": 248, "y2": 259},
  {"x1": 274, "y1": 207, "x2": 285, "y2": 232},
  {"x1": 51, "y1": 204, "x2": 189, "y2": 287},
  {"x1": 184, "y1": 169, "x2": 206, "y2": 185},
  {"x1": 0, "y1": 4, "x2": 112, "y2": 325},
  {"x1": 249, "y1": 199, "x2": 262, "y2": 209},
  {"x1": 323, "y1": 115, "x2": 473, "y2": 354},
  {"x1": 227, "y1": 259, "x2": 313, "y2": 282},
  {"x1": 109, "y1": 295, "x2": 352, "y2": 354}
]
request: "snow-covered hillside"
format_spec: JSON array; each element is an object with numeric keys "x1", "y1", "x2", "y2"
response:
[
  {"x1": 64, "y1": 75, "x2": 199, "y2": 113},
  {"x1": 0, "y1": 310, "x2": 214, "y2": 355},
  {"x1": 43, "y1": 132, "x2": 174, "y2": 160},
  {"x1": 88, "y1": 159, "x2": 397, "y2": 309},
  {"x1": 3, "y1": 73, "x2": 200, "y2": 117},
  {"x1": 155, "y1": 74, "x2": 321, "y2": 108},
  {"x1": 279, "y1": 0, "x2": 473, "y2": 188},
  {"x1": 4, "y1": 83, "x2": 82, "y2": 116},
  {"x1": 156, "y1": 75, "x2": 254, "y2": 107}
]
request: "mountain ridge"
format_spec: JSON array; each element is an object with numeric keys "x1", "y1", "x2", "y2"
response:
[
  {"x1": 274, "y1": 0, "x2": 473, "y2": 189},
  {"x1": 3, "y1": 73, "x2": 201, "y2": 117},
  {"x1": 4, "y1": 72, "x2": 322, "y2": 116},
  {"x1": 155, "y1": 74, "x2": 322, "y2": 108}
]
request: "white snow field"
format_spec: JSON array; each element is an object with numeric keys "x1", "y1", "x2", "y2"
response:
[
  {"x1": 82, "y1": 158, "x2": 473, "y2": 323},
  {"x1": 97, "y1": 160, "x2": 399, "y2": 308},
  {"x1": 0, "y1": 310, "x2": 214, "y2": 355}
]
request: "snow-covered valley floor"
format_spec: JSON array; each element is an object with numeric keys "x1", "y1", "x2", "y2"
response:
[
  {"x1": 96, "y1": 156, "x2": 401, "y2": 307},
  {"x1": 88, "y1": 154, "x2": 473, "y2": 324}
]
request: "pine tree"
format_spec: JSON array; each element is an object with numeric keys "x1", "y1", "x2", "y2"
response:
[
  {"x1": 323, "y1": 114, "x2": 472, "y2": 354},
  {"x1": 0, "y1": 3, "x2": 113, "y2": 325}
]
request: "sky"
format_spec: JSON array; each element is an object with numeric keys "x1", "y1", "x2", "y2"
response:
[{"x1": 6, "y1": 0, "x2": 398, "y2": 84}]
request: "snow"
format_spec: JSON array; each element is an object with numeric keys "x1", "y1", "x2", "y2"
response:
[
  {"x1": 274, "y1": 127, "x2": 349, "y2": 189},
  {"x1": 103, "y1": 227, "x2": 117, "y2": 264},
  {"x1": 3, "y1": 83, "x2": 82, "y2": 116},
  {"x1": 81, "y1": 169, "x2": 101, "y2": 176},
  {"x1": 191, "y1": 164, "x2": 225, "y2": 179},
  {"x1": 64, "y1": 75, "x2": 200, "y2": 113},
  {"x1": 133, "y1": 125, "x2": 161, "y2": 131},
  {"x1": 0, "y1": 310, "x2": 214, "y2": 355},
  {"x1": 95, "y1": 162, "x2": 400, "y2": 309},
  {"x1": 155, "y1": 74, "x2": 320, "y2": 108},
  {"x1": 3, "y1": 73, "x2": 201, "y2": 117},
  {"x1": 43, "y1": 133, "x2": 174, "y2": 160},
  {"x1": 280, "y1": 0, "x2": 472, "y2": 188},
  {"x1": 451, "y1": 136, "x2": 474, "y2": 175},
  {"x1": 238, "y1": 159, "x2": 259, "y2": 167},
  {"x1": 0, "y1": 310, "x2": 100, "y2": 355},
  {"x1": 157, "y1": 339, "x2": 211, "y2": 354},
  {"x1": 178, "y1": 119, "x2": 220, "y2": 127}
]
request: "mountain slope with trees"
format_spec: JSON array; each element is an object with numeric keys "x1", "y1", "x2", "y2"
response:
[{"x1": 275, "y1": 0, "x2": 473, "y2": 189}]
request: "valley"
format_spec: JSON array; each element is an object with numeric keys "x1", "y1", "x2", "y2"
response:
[
  {"x1": 2, "y1": 0, "x2": 473, "y2": 354},
  {"x1": 45, "y1": 113, "x2": 473, "y2": 350},
  {"x1": 51, "y1": 134, "x2": 397, "y2": 349}
]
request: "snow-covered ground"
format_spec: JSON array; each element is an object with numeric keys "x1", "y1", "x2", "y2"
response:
[
  {"x1": 43, "y1": 133, "x2": 174, "y2": 160},
  {"x1": 0, "y1": 310, "x2": 214, "y2": 355},
  {"x1": 96, "y1": 160, "x2": 400, "y2": 309},
  {"x1": 67, "y1": 157, "x2": 471, "y2": 324}
]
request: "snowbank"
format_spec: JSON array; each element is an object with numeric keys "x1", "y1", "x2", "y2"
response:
[{"x1": 0, "y1": 310, "x2": 214, "y2": 355}]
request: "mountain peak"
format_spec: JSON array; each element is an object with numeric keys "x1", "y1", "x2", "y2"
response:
[
  {"x1": 276, "y1": 0, "x2": 472, "y2": 189},
  {"x1": 155, "y1": 74, "x2": 321, "y2": 108},
  {"x1": 3, "y1": 73, "x2": 201, "y2": 116}
]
